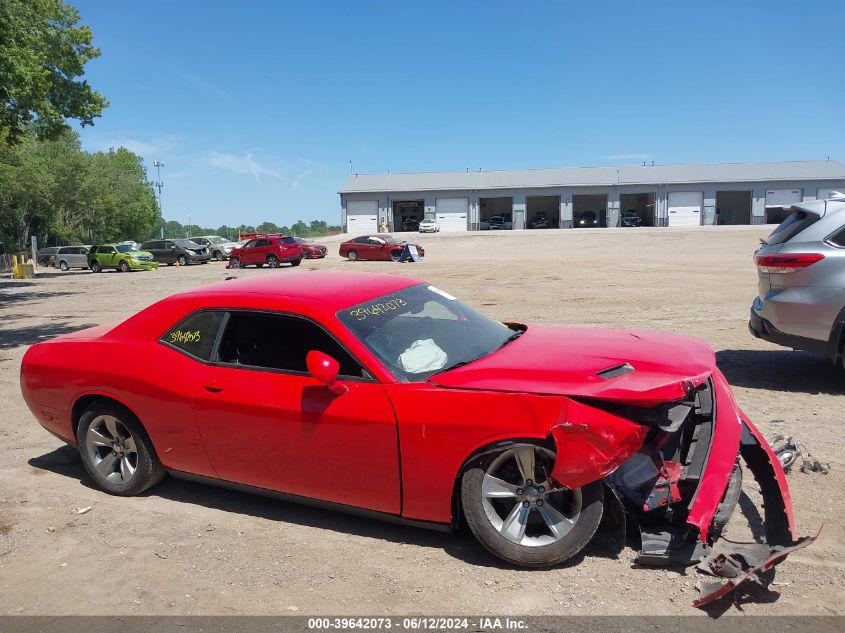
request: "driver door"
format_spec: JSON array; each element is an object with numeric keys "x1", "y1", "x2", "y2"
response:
[{"x1": 192, "y1": 310, "x2": 401, "y2": 514}]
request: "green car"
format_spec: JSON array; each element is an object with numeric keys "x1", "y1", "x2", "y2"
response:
[{"x1": 87, "y1": 244, "x2": 159, "y2": 272}]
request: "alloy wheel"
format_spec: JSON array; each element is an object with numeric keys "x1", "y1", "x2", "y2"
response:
[
  {"x1": 480, "y1": 446, "x2": 581, "y2": 547},
  {"x1": 84, "y1": 415, "x2": 139, "y2": 485}
]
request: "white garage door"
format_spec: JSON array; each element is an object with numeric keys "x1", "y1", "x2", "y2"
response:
[
  {"x1": 817, "y1": 188, "x2": 845, "y2": 200},
  {"x1": 765, "y1": 189, "x2": 802, "y2": 207},
  {"x1": 346, "y1": 200, "x2": 378, "y2": 233},
  {"x1": 435, "y1": 198, "x2": 468, "y2": 232},
  {"x1": 667, "y1": 192, "x2": 703, "y2": 227}
]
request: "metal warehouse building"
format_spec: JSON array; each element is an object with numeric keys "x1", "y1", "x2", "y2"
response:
[{"x1": 338, "y1": 160, "x2": 845, "y2": 232}]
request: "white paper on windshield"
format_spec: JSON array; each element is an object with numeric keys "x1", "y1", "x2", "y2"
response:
[
  {"x1": 398, "y1": 339, "x2": 448, "y2": 374},
  {"x1": 428, "y1": 286, "x2": 456, "y2": 301}
]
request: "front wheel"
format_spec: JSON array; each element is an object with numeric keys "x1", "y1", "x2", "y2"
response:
[
  {"x1": 230, "y1": 257, "x2": 242, "y2": 268},
  {"x1": 118, "y1": 260, "x2": 130, "y2": 273},
  {"x1": 212, "y1": 250, "x2": 222, "y2": 260},
  {"x1": 460, "y1": 443, "x2": 603, "y2": 567},
  {"x1": 347, "y1": 250, "x2": 358, "y2": 261},
  {"x1": 59, "y1": 260, "x2": 69, "y2": 271},
  {"x1": 76, "y1": 402, "x2": 165, "y2": 496},
  {"x1": 177, "y1": 255, "x2": 187, "y2": 266}
]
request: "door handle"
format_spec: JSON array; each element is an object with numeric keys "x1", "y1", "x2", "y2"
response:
[{"x1": 203, "y1": 384, "x2": 224, "y2": 393}]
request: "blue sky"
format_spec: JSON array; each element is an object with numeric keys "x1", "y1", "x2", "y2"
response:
[{"x1": 73, "y1": 0, "x2": 844, "y2": 229}]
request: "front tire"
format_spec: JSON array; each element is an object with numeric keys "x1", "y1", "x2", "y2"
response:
[
  {"x1": 118, "y1": 260, "x2": 130, "y2": 273},
  {"x1": 76, "y1": 402, "x2": 165, "y2": 496},
  {"x1": 177, "y1": 255, "x2": 188, "y2": 266},
  {"x1": 460, "y1": 443, "x2": 603, "y2": 567},
  {"x1": 59, "y1": 260, "x2": 69, "y2": 271},
  {"x1": 347, "y1": 250, "x2": 358, "y2": 261}
]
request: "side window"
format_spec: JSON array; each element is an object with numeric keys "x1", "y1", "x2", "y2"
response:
[
  {"x1": 256, "y1": 239, "x2": 270, "y2": 247},
  {"x1": 279, "y1": 237, "x2": 296, "y2": 244},
  {"x1": 217, "y1": 312, "x2": 365, "y2": 378},
  {"x1": 243, "y1": 240, "x2": 256, "y2": 249},
  {"x1": 160, "y1": 311, "x2": 226, "y2": 361},
  {"x1": 107, "y1": 247, "x2": 116, "y2": 253},
  {"x1": 827, "y1": 226, "x2": 845, "y2": 248},
  {"x1": 354, "y1": 237, "x2": 370, "y2": 244}
]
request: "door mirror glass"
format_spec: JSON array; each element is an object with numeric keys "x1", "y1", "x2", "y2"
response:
[{"x1": 306, "y1": 350, "x2": 348, "y2": 395}]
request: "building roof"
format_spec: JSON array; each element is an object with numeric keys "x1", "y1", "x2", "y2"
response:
[{"x1": 339, "y1": 160, "x2": 845, "y2": 194}]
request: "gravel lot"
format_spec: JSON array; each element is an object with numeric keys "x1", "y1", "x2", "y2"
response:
[{"x1": 0, "y1": 226, "x2": 842, "y2": 616}]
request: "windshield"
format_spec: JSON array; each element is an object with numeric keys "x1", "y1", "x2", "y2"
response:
[
  {"x1": 338, "y1": 283, "x2": 519, "y2": 382},
  {"x1": 116, "y1": 244, "x2": 139, "y2": 253},
  {"x1": 294, "y1": 237, "x2": 310, "y2": 244},
  {"x1": 208, "y1": 236, "x2": 228, "y2": 244},
  {"x1": 174, "y1": 239, "x2": 202, "y2": 248},
  {"x1": 378, "y1": 234, "x2": 404, "y2": 245}
]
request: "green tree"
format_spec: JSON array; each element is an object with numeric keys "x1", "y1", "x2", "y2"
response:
[
  {"x1": 0, "y1": 0, "x2": 108, "y2": 143},
  {"x1": 256, "y1": 221, "x2": 279, "y2": 233}
]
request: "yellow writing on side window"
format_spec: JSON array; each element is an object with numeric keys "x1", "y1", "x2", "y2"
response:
[
  {"x1": 170, "y1": 330, "x2": 201, "y2": 344},
  {"x1": 349, "y1": 298, "x2": 408, "y2": 321}
]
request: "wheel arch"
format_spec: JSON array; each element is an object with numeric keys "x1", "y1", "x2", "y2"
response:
[
  {"x1": 448, "y1": 435, "x2": 551, "y2": 532},
  {"x1": 826, "y1": 303, "x2": 845, "y2": 365},
  {"x1": 71, "y1": 391, "x2": 145, "y2": 440}
]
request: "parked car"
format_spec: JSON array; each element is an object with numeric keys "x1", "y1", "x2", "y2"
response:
[
  {"x1": 418, "y1": 219, "x2": 440, "y2": 233},
  {"x1": 749, "y1": 198, "x2": 845, "y2": 368},
  {"x1": 229, "y1": 235, "x2": 304, "y2": 268},
  {"x1": 36, "y1": 247, "x2": 60, "y2": 267},
  {"x1": 87, "y1": 244, "x2": 158, "y2": 272},
  {"x1": 20, "y1": 271, "x2": 811, "y2": 606},
  {"x1": 293, "y1": 237, "x2": 328, "y2": 259},
  {"x1": 53, "y1": 246, "x2": 90, "y2": 271},
  {"x1": 528, "y1": 213, "x2": 555, "y2": 229},
  {"x1": 576, "y1": 211, "x2": 600, "y2": 227},
  {"x1": 488, "y1": 215, "x2": 506, "y2": 230},
  {"x1": 339, "y1": 234, "x2": 425, "y2": 261},
  {"x1": 140, "y1": 239, "x2": 211, "y2": 266},
  {"x1": 192, "y1": 236, "x2": 240, "y2": 260},
  {"x1": 402, "y1": 218, "x2": 421, "y2": 232},
  {"x1": 622, "y1": 211, "x2": 644, "y2": 227}
]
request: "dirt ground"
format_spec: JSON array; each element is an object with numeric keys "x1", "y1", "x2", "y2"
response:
[{"x1": 1, "y1": 226, "x2": 842, "y2": 616}]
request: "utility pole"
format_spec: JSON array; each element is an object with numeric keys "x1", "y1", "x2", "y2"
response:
[
  {"x1": 187, "y1": 213, "x2": 192, "y2": 238},
  {"x1": 154, "y1": 160, "x2": 165, "y2": 238}
]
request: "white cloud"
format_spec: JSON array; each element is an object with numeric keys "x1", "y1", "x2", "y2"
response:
[
  {"x1": 605, "y1": 153, "x2": 653, "y2": 162},
  {"x1": 206, "y1": 151, "x2": 283, "y2": 182},
  {"x1": 94, "y1": 137, "x2": 160, "y2": 156}
]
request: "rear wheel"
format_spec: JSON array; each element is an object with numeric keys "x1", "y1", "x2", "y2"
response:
[
  {"x1": 76, "y1": 402, "x2": 165, "y2": 496},
  {"x1": 347, "y1": 250, "x2": 358, "y2": 261},
  {"x1": 118, "y1": 260, "x2": 130, "y2": 273},
  {"x1": 461, "y1": 443, "x2": 603, "y2": 567},
  {"x1": 90, "y1": 261, "x2": 102, "y2": 273},
  {"x1": 290, "y1": 257, "x2": 302, "y2": 267},
  {"x1": 59, "y1": 260, "x2": 69, "y2": 271},
  {"x1": 267, "y1": 255, "x2": 279, "y2": 268}
]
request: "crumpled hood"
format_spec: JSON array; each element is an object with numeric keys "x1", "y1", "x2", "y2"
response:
[{"x1": 429, "y1": 324, "x2": 715, "y2": 404}]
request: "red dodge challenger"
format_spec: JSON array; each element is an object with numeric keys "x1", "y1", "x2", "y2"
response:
[{"x1": 19, "y1": 272, "x2": 812, "y2": 605}]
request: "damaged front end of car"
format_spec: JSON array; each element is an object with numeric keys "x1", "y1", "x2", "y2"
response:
[{"x1": 548, "y1": 368, "x2": 816, "y2": 607}]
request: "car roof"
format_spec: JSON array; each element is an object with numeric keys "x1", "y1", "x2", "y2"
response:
[
  {"x1": 790, "y1": 199, "x2": 845, "y2": 217},
  {"x1": 173, "y1": 271, "x2": 422, "y2": 312}
]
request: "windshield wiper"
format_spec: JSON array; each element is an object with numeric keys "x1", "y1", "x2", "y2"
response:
[{"x1": 497, "y1": 329, "x2": 525, "y2": 350}]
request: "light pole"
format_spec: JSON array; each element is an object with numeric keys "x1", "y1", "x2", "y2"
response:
[
  {"x1": 187, "y1": 213, "x2": 192, "y2": 238},
  {"x1": 154, "y1": 160, "x2": 165, "y2": 238}
]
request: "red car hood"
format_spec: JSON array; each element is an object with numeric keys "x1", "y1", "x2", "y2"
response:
[{"x1": 429, "y1": 324, "x2": 715, "y2": 404}]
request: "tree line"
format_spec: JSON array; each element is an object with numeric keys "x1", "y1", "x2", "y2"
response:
[{"x1": 163, "y1": 219, "x2": 342, "y2": 242}]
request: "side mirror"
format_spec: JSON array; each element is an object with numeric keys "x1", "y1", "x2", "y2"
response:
[{"x1": 306, "y1": 350, "x2": 348, "y2": 396}]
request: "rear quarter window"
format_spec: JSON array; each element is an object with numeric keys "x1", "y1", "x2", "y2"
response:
[
  {"x1": 826, "y1": 226, "x2": 845, "y2": 248},
  {"x1": 160, "y1": 311, "x2": 226, "y2": 361}
]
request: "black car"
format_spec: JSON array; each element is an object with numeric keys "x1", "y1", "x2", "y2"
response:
[
  {"x1": 528, "y1": 213, "x2": 555, "y2": 229},
  {"x1": 622, "y1": 211, "x2": 644, "y2": 227},
  {"x1": 140, "y1": 239, "x2": 211, "y2": 266}
]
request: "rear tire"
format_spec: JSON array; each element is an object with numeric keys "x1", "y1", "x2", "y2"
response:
[
  {"x1": 290, "y1": 257, "x2": 302, "y2": 267},
  {"x1": 267, "y1": 255, "x2": 279, "y2": 268},
  {"x1": 59, "y1": 260, "x2": 69, "y2": 271},
  {"x1": 76, "y1": 401, "x2": 165, "y2": 496},
  {"x1": 460, "y1": 443, "x2": 603, "y2": 568},
  {"x1": 91, "y1": 261, "x2": 102, "y2": 273},
  {"x1": 347, "y1": 251, "x2": 358, "y2": 261}
]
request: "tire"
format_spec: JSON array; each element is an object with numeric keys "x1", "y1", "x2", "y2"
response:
[
  {"x1": 347, "y1": 250, "x2": 358, "y2": 261},
  {"x1": 177, "y1": 255, "x2": 187, "y2": 266},
  {"x1": 59, "y1": 260, "x2": 69, "y2": 272},
  {"x1": 290, "y1": 257, "x2": 302, "y2": 267},
  {"x1": 118, "y1": 260, "x2": 130, "y2": 273},
  {"x1": 90, "y1": 261, "x2": 102, "y2": 273},
  {"x1": 212, "y1": 250, "x2": 222, "y2": 260},
  {"x1": 390, "y1": 250, "x2": 401, "y2": 262},
  {"x1": 256, "y1": 262, "x2": 264, "y2": 268},
  {"x1": 76, "y1": 401, "x2": 165, "y2": 496},
  {"x1": 460, "y1": 443, "x2": 603, "y2": 568},
  {"x1": 267, "y1": 255, "x2": 279, "y2": 268},
  {"x1": 230, "y1": 257, "x2": 242, "y2": 268}
]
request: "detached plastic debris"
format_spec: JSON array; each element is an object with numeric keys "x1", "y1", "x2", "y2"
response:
[{"x1": 772, "y1": 435, "x2": 830, "y2": 474}]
